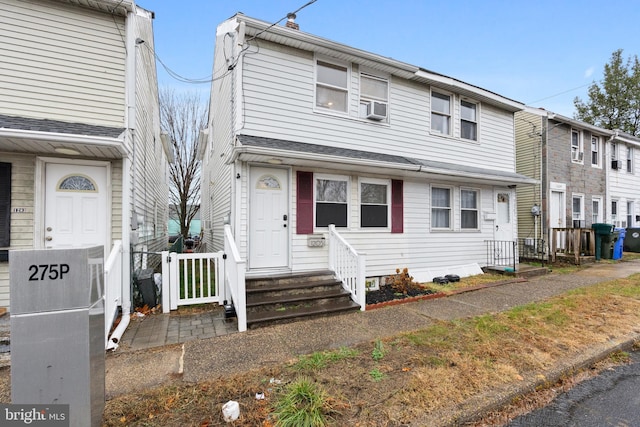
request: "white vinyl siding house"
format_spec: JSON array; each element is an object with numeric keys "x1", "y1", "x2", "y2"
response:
[
  {"x1": 0, "y1": 0, "x2": 170, "y2": 322},
  {"x1": 607, "y1": 131, "x2": 640, "y2": 227},
  {"x1": 201, "y1": 14, "x2": 534, "y2": 289},
  {"x1": 0, "y1": 0, "x2": 127, "y2": 127}
]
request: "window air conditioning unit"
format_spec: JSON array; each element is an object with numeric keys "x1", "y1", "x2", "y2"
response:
[
  {"x1": 611, "y1": 160, "x2": 621, "y2": 170},
  {"x1": 366, "y1": 101, "x2": 387, "y2": 120},
  {"x1": 571, "y1": 151, "x2": 584, "y2": 162}
]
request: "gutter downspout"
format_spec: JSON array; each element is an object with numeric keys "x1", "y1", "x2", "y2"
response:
[
  {"x1": 605, "y1": 130, "x2": 618, "y2": 224},
  {"x1": 108, "y1": 6, "x2": 138, "y2": 348}
]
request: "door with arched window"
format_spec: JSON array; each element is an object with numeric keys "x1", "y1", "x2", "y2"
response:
[
  {"x1": 249, "y1": 166, "x2": 289, "y2": 269},
  {"x1": 44, "y1": 162, "x2": 108, "y2": 251}
]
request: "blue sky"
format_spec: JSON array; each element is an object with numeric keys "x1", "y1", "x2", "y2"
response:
[{"x1": 142, "y1": 0, "x2": 639, "y2": 117}]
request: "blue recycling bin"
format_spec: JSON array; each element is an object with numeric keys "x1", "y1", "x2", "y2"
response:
[{"x1": 613, "y1": 228, "x2": 626, "y2": 260}]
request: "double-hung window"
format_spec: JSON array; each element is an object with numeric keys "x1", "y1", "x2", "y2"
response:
[
  {"x1": 571, "y1": 130, "x2": 583, "y2": 162},
  {"x1": 627, "y1": 201, "x2": 634, "y2": 227},
  {"x1": 460, "y1": 100, "x2": 478, "y2": 141},
  {"x1": 460, "y1": 189, "x2": 479, "y2": 229},
  {"x1": 572, "y1": 194, "x2": 584, "y2": 227},
  {"x1": 611, "y1": 142, "x2": 619, "y2": 169},
  {"x1": 591, "y1": 135, "x2": 600, "y2": 166},
  {"x1": 359, "y1": 73, "x2": 388, "y2": 121},
  {"x1": 360, "y1": 179, "x2": 389, "y2": 227},
  {"x1": 315, "y1": 175, "x2": 348, "y2": 227},
  {"x1": 627, "y1": 146, "x2": 633, "y2": 173},
  {"x1": 431, "y1": 186, "x2": 451, "y2": 229},
  {"x1": 431, "y1": 91, "x2": 451, "y2": 135},
  {"x1": 592, "y1": 197, "x2": 602, "y2": 224},
  {"x1": 316, "y1": 60, "x2": 348, "y2": 113}
]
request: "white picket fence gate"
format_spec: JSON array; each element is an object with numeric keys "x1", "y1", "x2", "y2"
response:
[{"x1": 161, "y1": 251, "x2": 224, "y2": 311}]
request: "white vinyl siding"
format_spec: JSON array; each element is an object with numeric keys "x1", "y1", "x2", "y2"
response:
[
  {"x1": 0, "y1": 0, "x2": 126, "y2": 127},
  {"x1": 240, "y1": 39, "x2": 517, "y2": 173}
]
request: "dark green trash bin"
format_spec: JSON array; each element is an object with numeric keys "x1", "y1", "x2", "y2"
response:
[{"x1": 592, "y1": 223, "x2": 614, "y2": 260}]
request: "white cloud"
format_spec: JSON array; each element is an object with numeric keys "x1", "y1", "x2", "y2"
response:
[{"x1": 584, "y1": 67, "x2": 595, "y2": 78}]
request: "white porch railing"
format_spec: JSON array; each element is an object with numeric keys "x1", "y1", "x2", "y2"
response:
[
  {"x1": 224, "y1": 224, "x2": 247, "y2": 332},
  {"x1": 104, "y1": 240, "x2": 123, "y2": 348},
  {"x1": 328, "y1": 225, "x2": 366, "y2": 310}
]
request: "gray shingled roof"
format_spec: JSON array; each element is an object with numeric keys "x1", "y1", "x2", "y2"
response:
[
  {"x1": 238, "y1": 134, "x2": 536, "y2": 184},
  {"x1": 237, "y1": 134, "x2": 419, "y2": 165},
  {"x1": 0, "y1": 114, "x2": 125, "y2": 138}
]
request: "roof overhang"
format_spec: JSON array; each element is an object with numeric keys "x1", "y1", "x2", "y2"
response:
[
  {"x1": 233, "y1": 135, "x2": 537, "y2": 187},
  {"x1": 0, "y1": 128, "x2": 128, "y2": 158}
]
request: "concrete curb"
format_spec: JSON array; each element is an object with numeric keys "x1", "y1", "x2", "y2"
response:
[{"x1": 417, "y1": 332, "x2": 640, "y2": 426}]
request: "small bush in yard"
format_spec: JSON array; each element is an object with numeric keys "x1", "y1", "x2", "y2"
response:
[
  {"x1": 389, "y1": 267, "x2": 422, "y2": 294},
  {"x1": 272, "y1": 376, "x2": 334, "y2": 427}
]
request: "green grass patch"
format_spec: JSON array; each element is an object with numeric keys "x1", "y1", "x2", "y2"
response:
[
  {"x1": 292, "y1": 347, "x2": 360, "y2": 372},
  {"x1": 272, "y1": 377, "x2": 332, "y2": 427}
]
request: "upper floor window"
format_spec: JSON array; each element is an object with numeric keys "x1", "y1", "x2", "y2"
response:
[
  {"x1": 571, "y1": 130, "x2": 583, "y2": 163},
  {"x1": 316, "y1": 60, "x2": 348, "y2": 113},
  {"x1": 431, "y1": 91, "x2": 451, "y2": 135},
  {"x1": 461, "y1": 189, "x2": 479, "y2": 229},
  {"x1": 315, "y1": 175, "x2": 349, "y2": 227},
  {"x1": 627, "y1": 146, "x2": 633, "y2": 173},
  {"x1": 611, "y1": 142, "x2": 620, "y2": 170},
  {"x1": 360, "y1": 179, "x2": 389, "y2": 228},
  {"x1": 431, "y1": 186, "x2": 452, "y2": 229},
  {"x1": 460, "y1": 100, "x2": 478, "y2": 141},
  {"x1": 359, "y1": 73, "x2": 389, "y2": 122},
  {"x1": 591, "y1": 135, "x2": 600, "y2": 167}
]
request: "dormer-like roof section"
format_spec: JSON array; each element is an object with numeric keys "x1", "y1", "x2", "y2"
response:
[{"x1": 232, "y1": 14, "x2": 524, "y2": 113}]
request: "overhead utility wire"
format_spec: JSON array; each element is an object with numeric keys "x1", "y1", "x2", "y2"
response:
[
  {"x1": 527, "y1": 83, "x2": 592, "y2": 104},
  {"x1": 152, "y1": 0, "x2": 319, "y2": 84}
]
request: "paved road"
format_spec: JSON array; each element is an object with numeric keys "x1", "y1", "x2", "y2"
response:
[{"x1": 506, "y1": 350, "x2": 640, "y2": 427}]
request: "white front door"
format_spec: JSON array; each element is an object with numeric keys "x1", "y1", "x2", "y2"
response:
[
  {"x1": 495, "y1": 190, "x2": 513, "y2": 241},
  {"x1": 249, "y1": 167, "x2": 289, "y2": 269},
  {"x1": 550, "y1": 190, "x2": 566, "y2": 229},
  {"x1": 44, "y1": 162, "x2": 108, "y2": 251}
]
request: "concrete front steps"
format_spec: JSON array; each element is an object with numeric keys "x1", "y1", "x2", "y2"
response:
[{"x1": 246, "y1": 270, "x2": 361, "y2": 329}]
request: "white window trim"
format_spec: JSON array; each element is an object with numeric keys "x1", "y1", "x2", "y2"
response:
[
  {"x1": 626, "y1": 146, "x2": 633, "y2": 173},
  {"x1": 358, "y1": 70, "x2": 390, "y2": 123},
  {"x1": 611, "y1": 199, "x2": 619, "y2": 224},
  {"x1": 627, "y1": 200, "x2": 634, "y2": 227},
  {"x1": 590, "y1": 135, "x2": 601, "y2": 168},
  {"x1": 460, "y1": 98, "x2": 480, "y2": 142},
  {"x1": 430, "y1": 89, "x2": 453, "y2": 136},
  {"x1": 358, "y1": 177, "x2": 391, "y2": 230},
  {"x1": 460, "y1": 187, "x2": 481, "y2": 230},
  {"x1": 592, "y1": 196, "x2": 603, "y2": 225},
  {"x1": 314, "y1": 55, "x2": 351, "y2": 116},
  {"x1": 430, "y1": 184, "x2": 454, "y2": 231},
  {"x1": 314, "y1": 173, "x2": 350, "y2": 229},
  {"x1": 572, "y1": 193, "x2": 585, "y2": 221},
  {"x1": 571, "y1": 129, "x2": 584, "y2": 163}
]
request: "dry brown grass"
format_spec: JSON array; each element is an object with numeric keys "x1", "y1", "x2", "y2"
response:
[
  {"x1": 102, "y1": 275, "x2": 640, "y2": 426},
  {"x1": 422, "y1": 272, "x2": 509, "y2": 293}
]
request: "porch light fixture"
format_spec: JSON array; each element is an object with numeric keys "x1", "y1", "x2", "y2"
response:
[
  {"x1": 267, "y1": 158, "x2": 282, "y2": 165},
  {"x1": 54, "y1": 147, "x2": 81, "y2": 155}
]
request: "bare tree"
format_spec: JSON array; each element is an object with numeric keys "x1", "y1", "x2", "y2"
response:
[{"x1": 160, "y1": 88, "x2": 208, "y2": 238}]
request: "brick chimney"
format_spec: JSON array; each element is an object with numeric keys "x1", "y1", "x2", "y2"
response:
[{"x1": 285, "y1": 13, "x2": 299, "y2": 30}]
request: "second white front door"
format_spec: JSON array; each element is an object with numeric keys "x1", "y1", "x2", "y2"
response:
[
  {"x1": 249, "y1": 167, "x2": 289, "y2": 269},
  {"x1": 495, "y1": 190, "x2": 513, "y2": 241},
  {"x1": 44, "y1": 162, "x2": 109, "y2": 251}
]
